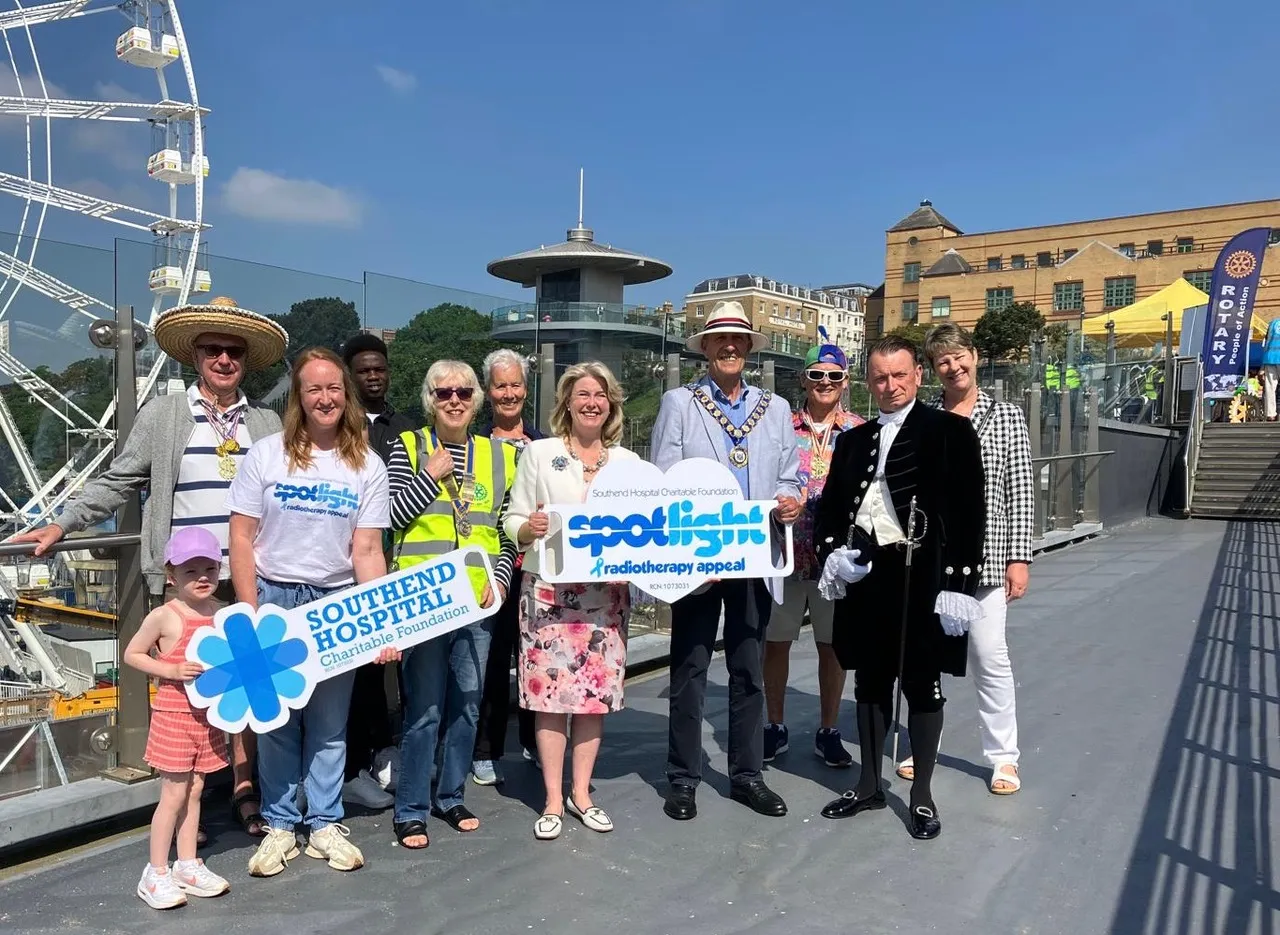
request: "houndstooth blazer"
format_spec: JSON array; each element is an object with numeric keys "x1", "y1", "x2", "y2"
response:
[{"x1": 930, "y1": 391, "x2": 1034, "y2": 587}]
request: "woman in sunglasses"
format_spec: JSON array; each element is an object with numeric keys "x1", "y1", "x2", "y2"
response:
[
  {"x1": 762, "y1": 339, "x2": 864, "y2": 767},
  {"x1": 385, "y1": 359, "x2": 517, "y2": 850}
]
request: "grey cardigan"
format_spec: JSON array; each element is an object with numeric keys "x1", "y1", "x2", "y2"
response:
[{"x1": 56, "y1": 392, "x2": 282, "y2": 595}]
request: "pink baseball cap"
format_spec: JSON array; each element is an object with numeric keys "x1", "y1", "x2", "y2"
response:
[{"x1": 164, "y1": 527, "x2": 222, "y2": 567}]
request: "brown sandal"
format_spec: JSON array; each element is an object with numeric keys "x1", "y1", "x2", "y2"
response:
[{"x1": 231, "y1": 788, "x2": 266, "y2": 837}]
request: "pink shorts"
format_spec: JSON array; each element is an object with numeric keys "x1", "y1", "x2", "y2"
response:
[{"x1": 144, "y1": 708, "x2": 229, "y2": 775}]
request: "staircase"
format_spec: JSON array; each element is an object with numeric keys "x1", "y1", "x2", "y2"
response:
[{"x1": 1189, "y1": 422, "x2": 1280, "y2": 519}]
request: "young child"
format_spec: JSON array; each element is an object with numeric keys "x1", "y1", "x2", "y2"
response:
[{"x1": 123, "y1": 527, "x2": 232, "y2": 909}]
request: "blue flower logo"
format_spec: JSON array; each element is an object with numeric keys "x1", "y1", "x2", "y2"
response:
[{"x1": 192, "y1": 610, "x2": 309, "y2": 731}]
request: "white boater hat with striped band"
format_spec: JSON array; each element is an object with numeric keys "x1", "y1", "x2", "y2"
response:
[{"x1": 686, "y1": 299, "x2": 769, "y2": 354}]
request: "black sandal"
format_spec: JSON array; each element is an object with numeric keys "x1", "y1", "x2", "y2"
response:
[
  {"x1": 231, "y1": 788, "x2": 266, "y2": 838},
  {"x1": 394, "y1": 820, "x2": 429, "y2": 849},
  {"x1": 432, "y1": 804, "x2": 479, "y2": 832}
]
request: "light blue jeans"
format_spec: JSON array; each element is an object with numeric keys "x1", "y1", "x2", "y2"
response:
[
  {"x1": 394, "y1": 620, "x2": 492, "y2": 823},
  {"x1": 255, "y1": 576, "x2": 356, "y2": 831}
]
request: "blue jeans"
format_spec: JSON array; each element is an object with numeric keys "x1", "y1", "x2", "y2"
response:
[
  {"x1": 394, "y1": 620, "x2": 492, "y2": 823},
  {"x1": 255, "y1": 576, "x2": 356, "y2": 831}
]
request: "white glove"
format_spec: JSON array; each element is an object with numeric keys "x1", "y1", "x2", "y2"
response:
[
  {"x1": 818, "y1": 547, "x2": 872, "y2": 601},
  {"x1": 934, "y1": 591, "x2": 984, "y2": 637}
]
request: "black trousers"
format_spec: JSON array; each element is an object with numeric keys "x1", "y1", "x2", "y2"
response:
[
  {"x1": 667, "y1": 579, "x2": 772, "y2": 787},
  {"x1": 473, "y1": 568, "x2": 535, "y2": 761},
  {"x1": 344, "y1": 662, "x2": 395, "y2": 781}
]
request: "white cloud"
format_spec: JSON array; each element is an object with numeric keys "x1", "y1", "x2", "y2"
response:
[
  {"x1": 375, "y1": 65, "x2": 417, "y2": 94},
  {"x1": 93, "y1": 81, "x2": 149, "y2": 104},
  {"x1": 221, "y1": 167, "x2": 363, "y2": 227}
]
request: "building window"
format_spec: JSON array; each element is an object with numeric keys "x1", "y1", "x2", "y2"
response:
[
  {"x1": 1119, "y1": 243, "x2": 1135, "y2": 258},
  {"x1": 1063, "y1": 248, "x2": 1078, "y2": 261},
  {"x1": 908, "y1": 236, "x2": 919, "y2": 246},
  {"x1": 931, "y1": 296, "x2": 951, "y2": 318},
  {"x1": 1185, "y1": 270, "x2": 1213, "y2": 293},
  {"x1": 902, "y1": 300, "x2": 919, "y2": 321},
  {"x1": 695, "y1": 305, "x2": 704, "y2": 318},
  {"x1": 727, "y1": 276, "x2": 738, "y2": 289},
  {"x1": 985, "y1": 287, "x2": 1014, "y2": 313},
  {"x1": 1053, "y1": 281, "x2": 1083, "y2": 312},
  {"x1": 1037, "y1": 251, "x2": 1053, "y2": 268},
  {"x1": 1269, "y1": 230, "x2": 1280, "y2": 246},
  {"x1": 903, "y1": 262, "x2": 921, "y2": 283},
  {"x1": 1147, "y1": 240, "x2": 1163, "y2": 256},
  {"x1": 1103, "y1": 276, "x2": 1136, "y2": 309},
  {"x1": 1177, "y1": 237, "x2": 1194, "y2": 254},
  {"x1": 1011, "y1": 255, "x2": 1026, "y2": 270},
  {"x1": 987, "y1": 256, "x2": 1002, "y2": 271}
]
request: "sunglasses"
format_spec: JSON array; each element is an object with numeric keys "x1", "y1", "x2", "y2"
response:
[
  {"x1": 432, "y1": 387, "x2": 475, "y2": 402},
  {"x1": 805, "y1": 369, "x2": 847, "y2": 384},
  {"x1": 196, "y1": 343, "x2": 247, "y2": 361}
]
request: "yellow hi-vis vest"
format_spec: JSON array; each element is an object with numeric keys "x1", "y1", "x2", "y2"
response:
[
  {"x1": 1044, "y1": 363, "x2": 1061, "y2": 389},
  {"x1": 393, "y1": 429, "x2": 516, "y2": 598}
]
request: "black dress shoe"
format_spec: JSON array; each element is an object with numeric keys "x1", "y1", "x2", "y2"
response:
[
  {"x1": 821, "y1": 789, "x2": 888, "y2": 819},
  {"x1": 663, "y1": 784, "x2": 697, "y2": 821},
  {"x1": 729, "y1": 779, "x2": 787, "y2": 817},
  {"x1": 908, "y1": 805, "x2": 942, "y2": 840}
]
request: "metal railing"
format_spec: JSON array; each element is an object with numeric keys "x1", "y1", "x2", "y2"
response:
[{"x1": 1183, "y1": 357, "x2": 1206, "y2": 514}]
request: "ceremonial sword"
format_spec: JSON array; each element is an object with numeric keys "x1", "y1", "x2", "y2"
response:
[{"x1": 890, "y1": 496, "x2": 928, "y2": 767}]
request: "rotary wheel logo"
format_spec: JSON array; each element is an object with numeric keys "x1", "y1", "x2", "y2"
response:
[{"x1": 1224, "y1": 250, "x2": 1257, "y2": 279}]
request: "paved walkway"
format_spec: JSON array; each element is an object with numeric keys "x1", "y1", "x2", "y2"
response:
[{"x1": 1, "y1": 518, "x2": 1276, "y2": 935}]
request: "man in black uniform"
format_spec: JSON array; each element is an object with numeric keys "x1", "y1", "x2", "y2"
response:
[{"x1": 814, "y1": 334, "x2": 985, "y2": 839}]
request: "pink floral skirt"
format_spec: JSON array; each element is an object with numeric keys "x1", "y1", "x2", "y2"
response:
[{"x1": 517, "y1": 574, "x2": 629, "y2": 714}]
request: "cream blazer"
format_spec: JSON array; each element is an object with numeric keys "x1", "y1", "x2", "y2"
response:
[{"x1": 502, "y1": 437, "x2": 641, "y2": 578}]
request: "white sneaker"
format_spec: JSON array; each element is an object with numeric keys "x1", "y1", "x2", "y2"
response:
[
  {"x1": 247, "y1": 826, "x2": 301, "y2": 878},
  {"x1": 342, "y1": 770, "x2": 394, "y2": 809},
  {"x1": 172, "y1": 858, "x2": 230, "y2": 897},
  {"x1": 471, "y1": 759, "x2": 503, "y2": 786},
  {"x1": 305, "y1": 822, "x2": 365, "y2": 871},
  {"x1": 136, "y1": 864, "x2": 187, "y2": 909},
  {"x1": 373, "y1": 746, "x2": 399, "y2": 792}
]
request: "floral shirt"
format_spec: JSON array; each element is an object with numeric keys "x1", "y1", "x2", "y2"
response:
[{"x1": 792, "y1": 407, "x2": 864, "y2": 579}]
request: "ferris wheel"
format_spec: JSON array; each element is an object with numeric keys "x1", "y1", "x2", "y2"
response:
[{"x1": 0, "y1": 0, "x2": 208, "y2": 532}]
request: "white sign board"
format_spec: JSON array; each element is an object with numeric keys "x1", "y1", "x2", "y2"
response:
[{"x1": 538, "y1": 457, "x2": 791, "y2": 602}]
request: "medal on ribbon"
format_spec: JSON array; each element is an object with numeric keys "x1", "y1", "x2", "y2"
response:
[
  {"x1": 691, "y1": 385, "x2": 772, "y2": 469},
  {"x1": 200, "y1": 397, "x2": 244, "y2": 480},
  {"x1": 434, "y1": 432, "x2": 477, "y2": 539}
]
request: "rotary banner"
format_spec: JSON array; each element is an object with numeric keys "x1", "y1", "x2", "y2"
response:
[{"x1": 1202, "y1": 227, "x2": 1271, "y2": 398}]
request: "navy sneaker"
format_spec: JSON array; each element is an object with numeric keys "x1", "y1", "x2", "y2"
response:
[
  {"x1": 815, "y1": 728, "x2": 853, "y2": 767},
  {"x1": 763, "y1": 723, "x2": 789, "y2": 762}
]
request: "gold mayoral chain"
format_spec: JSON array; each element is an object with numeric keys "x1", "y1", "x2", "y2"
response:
[
  {"x1": 200, "y1": 399, "x2": 244, "y2": 480},
  {"x1": 435, "y1": 433, "x2": 477, "y2": 538},
  {"x1": 691, "y1": 386, "x2": 773, "y2": 469}
]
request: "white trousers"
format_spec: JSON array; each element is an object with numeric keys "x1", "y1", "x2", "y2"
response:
[
  {"x1": 968, "y1": 586, "x2": 1019, "y2": 766},
  {"x1": 1264, "y1": 365, "x2": 1280, "y2": 419}
]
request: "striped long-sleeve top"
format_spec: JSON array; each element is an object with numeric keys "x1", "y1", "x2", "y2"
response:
[{"x1": 386, "y1": 436, "x2": 516, "y2": 594}]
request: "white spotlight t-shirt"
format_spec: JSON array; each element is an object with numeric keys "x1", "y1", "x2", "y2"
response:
[{"x1": 225, "y1": 432, "x2": 390, "y2": 588}]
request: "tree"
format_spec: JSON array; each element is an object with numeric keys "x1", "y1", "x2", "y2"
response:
[
  {"x1": 386, "y1": 303, "x2": 504, "y2": 423},
  {"x1": 888, "y1": 322, "x2": 931, "y2": 348},
  {"x1": 973, "y1": 301, "x2": 1045, "y2": 362},
  {"x1": 238, "y1": 296, "x2": 361, "y2": 400}
]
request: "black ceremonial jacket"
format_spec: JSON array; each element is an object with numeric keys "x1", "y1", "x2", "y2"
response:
[{"x1": 814, "y1": 401, "x2": 986, "y2": 676}]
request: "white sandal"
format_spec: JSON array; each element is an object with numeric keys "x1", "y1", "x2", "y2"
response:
[
  {"x1": 896, "y1": 756, "x2": 915, "y2": 781},
  {"x1": 990, "y1": 763, "x2": 1021, "y2": 795},
  {"x1": 566, "y1": 796, "x2": 613, "y2": 833},
  {"x1": 534, "y1": 813, "x2": 562, "y2": 840}
]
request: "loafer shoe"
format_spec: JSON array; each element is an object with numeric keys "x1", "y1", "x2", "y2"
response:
[
  {"x1": 821, "y1": 789, "x2": 887, "y2": 820},
  {"x1": 663, "y1": 784, "x2": 697, "y2": 821},
  {"x1": 908, "y1": 805, "x2": 941, "y2": 840},
  {"x1": 729, "y1": 779, "x2": 787, "y2": 817}
]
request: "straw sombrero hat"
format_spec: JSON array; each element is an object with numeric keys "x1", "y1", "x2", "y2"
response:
[
  {"x1": 154, "y1": 296, "x2": 289, "y2": 371},
  {"x1": 685, "y1": 300, "x2": 769, "y2": 354}
]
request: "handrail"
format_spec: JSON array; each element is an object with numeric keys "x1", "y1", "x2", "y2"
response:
[
  {"x1": 0, "y1": 532, "x2": 140, "y2": 559},
  {"x1": 1032, "y1": 450, "x2": 1114, "y2": 464},
  {"x1": 1183, "y1": 357, "x2": 1205, "y2": 514}
]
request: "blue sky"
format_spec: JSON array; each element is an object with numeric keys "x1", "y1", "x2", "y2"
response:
[{"x1": 3, "y1": 0, "x2": 1280, "y2": 354}]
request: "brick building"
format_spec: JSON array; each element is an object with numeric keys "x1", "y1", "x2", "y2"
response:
[
  {"x1": 681, "y1": 274, "x2": 865, "y2": 361},
  {"x1": 879, "y1": 199, "x2": 1280, "y2": 334}
]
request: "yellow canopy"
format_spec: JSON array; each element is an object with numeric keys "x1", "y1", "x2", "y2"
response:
[{"x1": 1081, "y1": 277, "x2": 1268, "y2": 348}]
